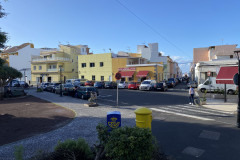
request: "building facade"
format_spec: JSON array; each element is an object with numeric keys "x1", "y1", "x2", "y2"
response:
[{"x1": 31, "y1": 44, "x2": 89, "y2": 84}]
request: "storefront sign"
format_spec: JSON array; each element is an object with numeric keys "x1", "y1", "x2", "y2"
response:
[{"x1": 118, "y1": 67, "x2": 136, "y2": 71}]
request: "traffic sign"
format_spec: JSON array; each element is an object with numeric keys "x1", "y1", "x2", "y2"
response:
[
  {"x1": 115, "y1": 72, "x2": 121, "y2": 80},
  {"x1": 207, "y1": 71, "x2": 211, "y2": 77},
  {"x1": 233, "y1": 73, "x2": 238, "y2": 85}
]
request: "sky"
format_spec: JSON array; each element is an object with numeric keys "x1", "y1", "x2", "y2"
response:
[{"x1": 1, "y1": 0, "x2": 240, "y2": 74}]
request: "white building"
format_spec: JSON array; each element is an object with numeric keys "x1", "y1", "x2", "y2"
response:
[{"x1": 2, "y1": 43, "x2": 57, "y2": 83}]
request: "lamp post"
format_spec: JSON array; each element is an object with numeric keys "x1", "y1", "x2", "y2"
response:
[
  {"x1": 234, "y1": 50, "x2": 240, "y2": 128},
  {"x1": 59, "y1": 66, "x2": 63, "y2": 97}
]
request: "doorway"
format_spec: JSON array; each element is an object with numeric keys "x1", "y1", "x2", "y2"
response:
[{"x1": 47, "y1": 77, "x2": 51, "y2": 82}]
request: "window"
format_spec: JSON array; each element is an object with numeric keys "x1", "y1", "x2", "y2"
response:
[
  {"x1": 82, "y1": 63, "x2": 86, "y2": 68},
  {"x1": 101, "y1": 76, "x2": 104, "y2": 81},
  {"x1": 90, "y1": 63, "x2": 95, "y2": 67},
  {"x1": 100, "y1": 62, "x2": 104, "y2": 67},
  {"x1": 81, "y1": 75, "x2": 84, "y2": 79},
  {"x1": 34, "y1": 66, "x2": 36, "y2": 70},
  {"x1": 52, "y1": 65, "x2": 56, "y2": 69},
  {"x1": 39, "y1": 66, "x2": 42, "y2": 70},
  {"x1": 72, "y1": 59, "x2": 73, "y2": 62},
  {"x1": 230, "y1": 55, "x2": 233, "y2": 58},
  {"x1": 92, "y1": 75, "x2": 95, "y2": 81},
  {"x1": 72, "y1": 69, "x2": 74, "y2": 72}
]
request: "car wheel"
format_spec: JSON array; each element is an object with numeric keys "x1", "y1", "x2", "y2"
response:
[
  {"x1": 228, "y1": 90, "x2": 234, "y2": 95},
  {"x1": 200, "y1": 88, "x2": 206, "y2": 93}
]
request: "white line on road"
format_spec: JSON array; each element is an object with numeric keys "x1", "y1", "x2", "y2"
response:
[
  {"x1": 170, "y1": 105, "x2": 229, "y2": 116},
  {"x1": 150, "y1": 108, "x2": 214, "y2": 121}
]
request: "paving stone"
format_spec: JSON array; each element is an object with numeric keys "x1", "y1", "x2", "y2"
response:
[
  {"x1": 182, "y1": 146, "x2": 205, "y2": 158},
  {"x1": 199, "y1": 130, "x2": 220, "y2": 140}
]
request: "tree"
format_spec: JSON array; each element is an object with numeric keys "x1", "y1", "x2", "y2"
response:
[{"x1": 0, "y1": 1, "x2": 7, "y2": 49}]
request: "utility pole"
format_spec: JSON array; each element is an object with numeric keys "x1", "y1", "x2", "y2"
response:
[{"x1": 59, "y1": 66, "x2": 63, "y2": 97}]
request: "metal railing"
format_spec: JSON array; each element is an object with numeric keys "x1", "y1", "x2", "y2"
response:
[{"x1": 32, "y1": 57, "x2": 70, "y2": 62}]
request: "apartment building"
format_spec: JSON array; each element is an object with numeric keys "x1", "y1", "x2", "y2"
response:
[
  {"x1": 31, "y1": 44, "x2": 89, "y2": 84},
  {"x1": 0, "y1": 43, "x2": 57, "y2": 83},
  {"x1": 193, "y1": 44, "x2": 238, "y2": 83}
]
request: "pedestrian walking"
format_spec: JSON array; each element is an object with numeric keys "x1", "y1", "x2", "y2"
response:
[{"x1": 189, "y1": 86, "x2": 194, "y2": 105}]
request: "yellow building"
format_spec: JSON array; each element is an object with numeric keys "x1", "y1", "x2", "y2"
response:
[
  {"x1": 31, "y1": 45, "x2": 89, "y2": 84},
  {"x1": 78, "y1": 52, "x2": 164, "y2": 83},
  {"x1": 78, "y1": 53, "x2": 113, "y2": 81}
]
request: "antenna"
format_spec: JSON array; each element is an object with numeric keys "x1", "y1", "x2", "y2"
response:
[{"x1": 109, "y1": 48, "x2": 112, "y2": 53}]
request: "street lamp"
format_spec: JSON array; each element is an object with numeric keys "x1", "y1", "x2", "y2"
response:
[
  {"x1": 234, "y1": 50, "x2": 240, "y2": 128},
  {"x1": 59, "y1": 66, "x2": 63, "y2": 97}
]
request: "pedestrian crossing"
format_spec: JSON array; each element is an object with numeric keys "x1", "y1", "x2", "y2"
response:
[{"x1": 150, "y1": 104, "x2": 234, "y2": 122}]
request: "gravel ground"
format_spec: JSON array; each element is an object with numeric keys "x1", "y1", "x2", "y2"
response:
[{"x1": 0, "y1": 89, "x2": 137, "y2": 160}]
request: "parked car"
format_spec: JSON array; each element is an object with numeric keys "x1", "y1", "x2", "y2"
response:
[
  {"x1": 85, "y1": 81, "x2": 94, "y2": 86},
  {"x1": 46, "y1": 83, "x2": 61, "y2": 92},
  {"x1": 65, "y1": 79, "x2": 76, "y2": 85},
  {"x1": 55, "y1": 84, "x2": 74, "y2": 95},
  {"x1": 154, "y1": 82, "x2": 168, "y2": 91},
  {"x1": 139, "y1": 80, "x2": 156, "y2": 91},
  {"x1": 94, "y1": 81, "x2": 105, "y2": 88},
  {"x1": 76, "y1": 86, "x2": 99, "y2": 99},
  {"x1": 105, "y1": 82, "x2": 117, "y2": 89},
  {"x1": 166, "y1": 78, "x2": 176, "y2": 88},
  {"x1": 187, "y1": 81, "x2": 198, "y2": 88},
  {"x1": 4, "y1": 86, "x2": 26, "y2": 97},
  {"x1": 128, "y1": 82, "x2": 141, "y2": 90},
  {"x1": 19, "y1": 81, "x2": 29, "y2": 88},
  {"x1": 41, "y1": 82, "x2": 50, "y2": 91},
  {"x1": 118, "y1": 81, "x2": 128, "y2": 89}
]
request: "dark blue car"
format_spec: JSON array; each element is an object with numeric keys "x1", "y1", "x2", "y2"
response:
[{"x1": 94, "y1": 81, "x2": 105, "y2": 88}]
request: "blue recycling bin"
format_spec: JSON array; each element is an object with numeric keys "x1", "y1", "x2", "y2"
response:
[{"x1": 107, "y1": 111, "x2": 121, "y2": 130}]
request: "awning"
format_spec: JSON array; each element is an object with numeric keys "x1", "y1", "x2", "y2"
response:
[
  {"x1": 216, "y1": 66, "x2": 238, "y2": 84},
  {"x1": 120, "y1": 71, "x2": 135, "y2": 78},
  {"x1": 136, "y1": 71, "x2": 149, "y2": 77}
]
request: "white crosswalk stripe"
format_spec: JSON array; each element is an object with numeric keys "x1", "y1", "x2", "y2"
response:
[{"x1": 151, "y1": 104, "x2": 233, "y2": 121}]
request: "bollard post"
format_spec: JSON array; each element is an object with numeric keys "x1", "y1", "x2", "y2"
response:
[{"x1": 134, "y1": 107, "x2": 152, "y2": 130}]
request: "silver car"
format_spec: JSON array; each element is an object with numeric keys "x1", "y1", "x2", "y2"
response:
[{"x1": 187, "y1": 81, "x2": 198, "y2": 88}]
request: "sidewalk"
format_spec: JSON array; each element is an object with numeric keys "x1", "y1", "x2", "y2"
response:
[{"x1": 202, "y1": 98, "x2": 237, "y2": 113}]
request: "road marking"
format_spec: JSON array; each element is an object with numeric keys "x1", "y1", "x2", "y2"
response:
[
  {"x1": 98, "y1": 95, "x2": 112, "y2": 98},
  {"x1": 181, "y1": 104, "x2": 234, "y2": 114},
  {"x1": 150, "y1": 108, "x2": 214, "y2": 121},
  {"x1": 199, "y1": 130, "x2": 220, "y2": 140},
  {"x1": 182, "y1": 146, "x2": 205, "y2": 158},
  {"x1": 171, "y1": 105, "x2": 229, "y2": 116}
]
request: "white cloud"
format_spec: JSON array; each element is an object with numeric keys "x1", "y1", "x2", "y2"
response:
[{"x1": 170, "y1": 56, "x2": 193, "y2": 74}]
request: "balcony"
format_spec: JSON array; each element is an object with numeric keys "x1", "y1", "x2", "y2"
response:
[
  {"x1": 47, "y1": 69, "x2": 58, "y2": 72},
  {"x1": 31, "y1": 57, "x2": 70, "y2": 63}
]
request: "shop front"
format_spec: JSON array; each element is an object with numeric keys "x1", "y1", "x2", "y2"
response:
[{"x1": 118, "y1": 67, "x2": 135, "y2": 82}]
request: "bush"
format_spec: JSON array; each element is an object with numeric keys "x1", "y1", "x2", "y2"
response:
[
  {"x1": 53, "y1": 138, "x2": 94, "y2": 160},
  {"x1": 36, "y1": 88, "x2": 43, "y2": 92},
  {"x1": 105, "y1": 127, "x2": 156, "y2": 160}
]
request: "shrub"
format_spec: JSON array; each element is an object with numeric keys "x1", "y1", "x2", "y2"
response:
[
  {"x1": 36, "y1": 88, "x2": 43, "y2": 92},
  {"x1": 105, "y1": 126, "x2": 156, "y2": 160},
  {"x1": 14, "y1": 145, "x2": 24, "y2": 160},
  {"x1": 53, "y1": 138, "x2": 94, "y2": 160}
]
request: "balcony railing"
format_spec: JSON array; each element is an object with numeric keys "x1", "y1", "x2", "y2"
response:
[
  {"x1": 32, "y1": 57, "x2": 70, "y2": 62},
  {"x1": 47, "y1": 69, "x2": 58, "y2": 72}
]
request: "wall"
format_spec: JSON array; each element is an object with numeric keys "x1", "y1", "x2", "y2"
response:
[
  {"x1": 78, "y1": 53, "x2": 113, "y2": 81},
  {"x1": 193, "y1": 47, "x2": 209, "y2": 65},
  {"x1": 112, "y1": 57, "x2": 128, "y2": 81}
]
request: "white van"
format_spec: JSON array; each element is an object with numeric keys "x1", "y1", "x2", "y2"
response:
[
  {"x1": 198, "y1": 77, "x2": 237, "y2": 94},
  {"x1": 139, "y1": 80, "x2": 156, "y2": 91}
]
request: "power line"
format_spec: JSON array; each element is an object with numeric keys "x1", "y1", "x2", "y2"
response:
[{"x1": 115, "y1": 0, "x2": 186, "y2": 54}]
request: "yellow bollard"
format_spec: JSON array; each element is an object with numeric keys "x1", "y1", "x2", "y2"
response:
[{"x1": 134, "y1": 107, "x2": 152, "y2": 130}]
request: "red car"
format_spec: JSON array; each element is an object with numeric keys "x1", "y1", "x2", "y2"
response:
[
  {"x1": 128, "y1": 82, "x2": 141, "y2": 90},
  {"x1": 85, "y1": 81, "x2": 94, "y2": 86}
]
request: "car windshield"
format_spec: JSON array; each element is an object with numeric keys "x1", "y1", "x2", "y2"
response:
[
  {"x1": 129, "y1": 82, "x2": 135, "y2": 84},
  {"x1": 120, "y1": 81, "x2": 124, "y2": 84},
  {"x1": 157, "y1": 83, "x2": 163, "y2": 86},
  {"x1": 105, "y1": 82, "x2": 111, "y2": 85},
  {"x1": 142, "y1": 81, "x2": 150, "y2": 84},
  {"x1": 168, "y1": 78, "x2": 174, "y2": 81}
]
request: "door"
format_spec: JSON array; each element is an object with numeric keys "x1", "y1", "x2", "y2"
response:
[{"x1": 48, "y1": 77, "x2": 51, "y2": 82}]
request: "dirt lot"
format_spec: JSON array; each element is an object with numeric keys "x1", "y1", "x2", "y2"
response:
[{"x1": 0, "y1": 95, "x2": 75, "y2": 146}]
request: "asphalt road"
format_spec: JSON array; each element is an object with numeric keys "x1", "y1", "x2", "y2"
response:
[{"x1": 97, "y1": 82, "x2": 239, "y2": 160}]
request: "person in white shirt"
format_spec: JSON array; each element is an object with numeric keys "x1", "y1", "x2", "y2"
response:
[{"x1": 189, "y1": 86, "x2": 195, "y2": 105}]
